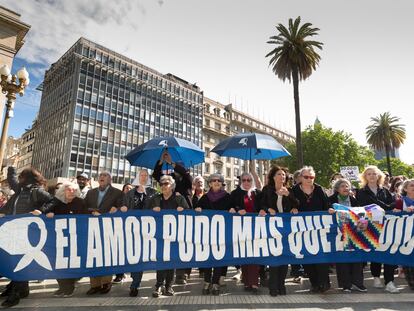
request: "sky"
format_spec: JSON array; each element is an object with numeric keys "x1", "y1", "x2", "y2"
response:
[{"x1": 2, "y1": 0, "x2": 413, "y2": 164}]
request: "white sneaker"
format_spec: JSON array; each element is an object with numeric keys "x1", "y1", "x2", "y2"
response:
[
  {"x1": 385, "y1": 281, "x2": 400, "y2": 293},
  {"x1": 373, "y1": 277, "x2": 383, "y2": 288},
  {"x1": 232, "y1": 269, "x2": 242, "y2": 281}
]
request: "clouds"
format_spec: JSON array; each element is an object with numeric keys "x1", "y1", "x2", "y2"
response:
[{"x1": 2, "y1": 0, "x2": 153, "y2": 67}]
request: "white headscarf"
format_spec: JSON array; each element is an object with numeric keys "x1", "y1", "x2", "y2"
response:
[{"x1": 239, "y1": 172, "x2": 256, "y2": 199}]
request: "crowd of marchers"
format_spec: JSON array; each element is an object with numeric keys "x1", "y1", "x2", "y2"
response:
[{"x1": 0, "y1": 150, "x2": 414, "y2": 308}]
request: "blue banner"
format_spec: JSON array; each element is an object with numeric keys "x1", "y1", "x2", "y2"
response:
[{"x1": 0, "y1": 209, "x2": 413, "y2": 281}]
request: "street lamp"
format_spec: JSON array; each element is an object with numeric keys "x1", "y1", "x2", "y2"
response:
[{"x1": 0, "y1": 64, "x2": 30, "y2": 170}]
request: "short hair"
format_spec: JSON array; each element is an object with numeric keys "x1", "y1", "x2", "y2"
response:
[
  {"x1": 193, "y1": 175, "x2": 205, "y2": 185},
  {"x1": 99, "y1": 171, "x2": 112, "y2": 178},
  {"x1": 299, "y1": 166, "x2": 316, "y2": 177},
  {"x1": 359, "y1": 165, "x2": 385, "y2": 188},
  {"x1": 55, "y1": 181, "x2": 81, "y2": 203},
  {"x1": 402, "y1": 179, "x2": 414, "y2": 195},
  {"x1": 160, "y1": 175, "x2": 176, "y2": 191},
  {"x1": 122, "y1": 183, "x2": 132, "y2": 192},
  {"x1": 333, "y1": 178, "x2": 351, "y2": 193},
  {"x1": 330, "y1": 172, "x2": 344, "y2": 182},
  {"x1": 208, "y1": 173, "x2": 224, "y2": 184}
]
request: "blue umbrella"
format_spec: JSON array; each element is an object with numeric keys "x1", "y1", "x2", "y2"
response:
[
  {"x1": 125, "y1": 136, "x2": 204, "y2": 169},
  {"x1": 211, "y1": 132, "x2": 290, "y2": 160}
]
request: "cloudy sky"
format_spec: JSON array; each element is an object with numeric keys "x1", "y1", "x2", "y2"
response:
[{"x1": 3, "y1": 0, "x2": 414, "y2": 164}]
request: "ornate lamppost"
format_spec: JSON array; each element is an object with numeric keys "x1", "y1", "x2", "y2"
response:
[{"x1": 0, "y1": 64, "x2": 30, "y2": 169}]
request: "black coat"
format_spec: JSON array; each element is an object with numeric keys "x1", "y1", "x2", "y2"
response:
[
  {"x1": 328, "y1": 192, "x2": 358, "y2": 208},
  {"x1": 292, "y1": 183, "x2": 329, "y2": 212},
  {"x1": 196, "y1": 192, "x2": 232, "y2": 211},
  {"x1": 230, "y1": 187, "x2": 262, "y2": 213},
  {"x1": 260, "y1": 185, "x2": 298, "y2": 213},
  {"x1": 43, "y1": 197, "x2": 88, "y2": 215},
  {"x1": 2, "y1": 167, "x2": 52, "y2": 215},
  {"x1": 356, "y1": 185, "x2": 394, "y2": 211},
  {"x1": 124, "y1": 186, "x2": 157, "y2": 210}
]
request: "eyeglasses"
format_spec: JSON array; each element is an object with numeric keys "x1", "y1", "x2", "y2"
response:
[
  {"x1": 242, "y1": 179, "x2": 252, "y2": 182},
  {"x1": 210, "y1": 179, "x2": 222, "y2": 183},
  {"x1": 302, "y1": 175, "x2": 315, "y2": 180},
  {"x1": 160, "y1": 182, "x2": 170, "y2": 186}
]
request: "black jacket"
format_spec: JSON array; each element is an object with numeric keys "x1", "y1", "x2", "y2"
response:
[
  {"x1": 356, "y1": 185, "x2": 394, "y2": 211},
  {"x1": 43, "y1": 197, "x2": 88, "y2": 215},
  {"x1": 260, "y1": 185, "x2": 298, "y2": 213},
  {"x1": 2, "y1": 167, "x2": 52, "y2": 215},
  {"x1": 124, "y1": 186, "x2": 157, "y2": 210},
  {"x1": 292, "y1": 183, "x2": 329, "y2": 212},
  {"x1": 153, "y1": 162, "x2": 193, "y2": 208},
  {"x1": 148, "y1": 193, "x2": 189, "y2": 210},
  {"x1": 328, "y1": 192, "x2": 358, "y2": 208},
  {"x1": 196, "y1": 192, "x2": 232, "y2": 211},
  {"x1": 230, "y1": 187, "x2": 262, "y2": 213},
  {"x1": 84, "y1": 185, "x2": 125, "y2": 214}
]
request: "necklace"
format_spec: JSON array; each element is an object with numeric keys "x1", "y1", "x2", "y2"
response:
[{"x1": 300, "y1": 185, "x2": 314, "y2": 203}]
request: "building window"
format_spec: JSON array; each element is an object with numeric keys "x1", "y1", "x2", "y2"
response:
[
  {"x1": 205, "y1": 147, "x2": 210, "y2": 156},
  {"x1": 215, "y1": 122, "x2": 221, "y2": 130},
  {"x1": 205, "y1": 163, "x2": 210, "y2": 173},
  {"x1": 226, "y1": 168, "x2": 231, "y2": 178},
  {"x1": 205, "y1": 119, "x2": 210, "y2": 127}
]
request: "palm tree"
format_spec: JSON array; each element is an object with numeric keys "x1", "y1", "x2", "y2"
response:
[
  {"x1": 266, "y1": 16, "x2": 323, "y2": 169},
  {"x1": 366, "y1": 112, "x2": 406, "y2": 176}
]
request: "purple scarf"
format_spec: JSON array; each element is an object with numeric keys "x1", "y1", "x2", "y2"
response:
[{"x1": 207, "y1": 189, "x2": 227, "y2": 203}]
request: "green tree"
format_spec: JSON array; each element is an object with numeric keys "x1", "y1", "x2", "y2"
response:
[
  {"x1": 377, "y1": 158, "x2": 414, "y2": 178},
  {"x1": 366, "y1": 112, "x2": 406, "y2": 177},
  {"x1": 274, "y1": 124, "x2": 377, "y2": 187},
  {"x1": 266, "y1": 16, "x2": 323, "y2": 169}
]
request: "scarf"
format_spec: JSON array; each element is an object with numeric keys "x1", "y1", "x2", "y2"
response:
[
  {"x1": 207, "y1": 189, "x2": 227, "y2": 203},
  {"x1": 240, "y1": 184, "x2": 256, "y2": 199},
  {"x1": 403, "y1": 196, "x2": 414, "y2": 208}
]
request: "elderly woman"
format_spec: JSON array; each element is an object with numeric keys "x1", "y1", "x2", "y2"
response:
[
  {"x1": 392, "y1": 179, "x2": 414, "y2": 289},
  {"x1": 148, "y1": 175, "x2": 189, "y2": 298},
  {"x1": 292, "y1": 166, "x2": 330, "y2": 293},
  {"x1": 120, "y1": 169, "x2": 156, "y2": 295},
  {"x1": 261, "y1": 166, "x2": 298, "y2": 296},
  {"x1": 192, "y1": 175, "x2": 206, "y2": 208},
  {"x1": 230, "y1": 172, "x2": 265, "y2": 294},
  {"x1": 42, "y1": 181, "x2": 88, "y2": 297},
  {"x1": 328, "y1": 178, "x2": 366, "y2": 293},
  {"x1": 196, "y1": 173, "x2": 232, "y2": 295},
  {"x1": 356, "y1": 165, "x2": 397, "y2": 293}
]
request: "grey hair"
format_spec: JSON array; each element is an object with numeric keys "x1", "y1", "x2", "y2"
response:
[
  {"x1": 299, "y1": 166, "x2": 316, "y2": 177},
  {"x1": 208, "y1": 173, "x2": 224, "y2": 184},
  {"x1": 193, "y1": 175, "x2": 205, "y2": 184},
  {"x1": 55, "y1": 181, "x2": 81, "y2": 203},
  {"x1": 160, "y1": 175, "x2": 176, "y2": 191},
  {"x1": 402, "y1": 179, "x2": 414, "y2": 191},
  {"x1": 333, "y1": 178, "x2": 351, "y2": 192}
]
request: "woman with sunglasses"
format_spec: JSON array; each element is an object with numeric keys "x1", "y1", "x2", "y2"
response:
[
  {"x1": 356, "y1": 166, "x2": 398, "y2": 293},
  {"x1": 261, "y1": 166, "x2": 299, "y2": 296},
  {"x1": 230, "y1": 171, "x2": 264, "y2": 294},
  {"x1": 148, "y1": 175, "x2": 189, "y2": 298},
  {"x1": 195, "y1": 173, "x2": 232, "y2": 295},
  {"x1": 292, "y1": 166, "x2": 330, "y2": 293}
]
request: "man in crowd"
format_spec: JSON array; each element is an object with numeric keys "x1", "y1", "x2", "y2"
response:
[
  {"x1": 76, "y1": 172, "x2": 91, "y2": 199},
  {"x1": 84, "y1": 171, "x2": 125, "y2": 295}
]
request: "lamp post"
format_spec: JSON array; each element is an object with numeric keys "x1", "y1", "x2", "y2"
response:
[{"x1": 0, "y1": 64, "x2": 29, "y2": 170}]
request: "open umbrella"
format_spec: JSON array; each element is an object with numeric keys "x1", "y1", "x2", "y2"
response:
[
  {"x1": 125, "y1": 136, "x2": 204, "y2": 169},
  {"x1": 211, "y1": 132, "x2": 290, "y2": 160}
]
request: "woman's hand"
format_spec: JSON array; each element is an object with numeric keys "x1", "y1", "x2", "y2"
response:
[
  {"x1": 328, "y1": 208, "x2": 336, "y2": 214},
  {"x1": 406, "y1": 207, "x2": 414, "y2": 213},
  {"x1": 393, "y1": 208, "x2": 402, "y2": 213},
  {"x1": 290, "y1": 208, "x2": 299, "y2": 214},
  {"x1": 229, "y1": 208, "x2": 236, "y2": 213},
  {"x1": 279, "y1": 187, "x2": 289, "y2": 196},
  {"x1": 238, "y1": 209, "x2": 246, "y2": 215},
  {"x1": 109, "y1": 207, "x2": 118, "y2": 214},
  {"x1": 259, "y1": 209, "x2": 267, "y2": 216},
  {"x1": 46, "y1": 212, "x2": 54, "y2": 218},
  {"x1": 195, "y1": 207, "x2": 202, "y2": 212},
  {"x1": 268, "y1": 208, "x2": 276, "y2": 215},
  {"x1": 30, "y1": 209, "x2": 42, "y2": 216},
  {"x1": 153, "y1": 206, "x2": 161, "y2": 212},
  {"x1": 120, "y1": 206, "x2": 128, "y2": 212},
  {"x1": 92, "y1": 211, "x2": 101, "y2": 216},
  {"x1": 177, "y1": 206, "x2": 184, "y2": 212}
]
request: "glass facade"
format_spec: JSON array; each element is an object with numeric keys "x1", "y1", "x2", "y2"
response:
[{"x1": 33, "y1": 38, "x2": 203, "y2": 183}]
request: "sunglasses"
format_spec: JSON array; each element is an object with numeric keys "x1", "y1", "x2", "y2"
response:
[
  {"x1": 210, "y1": 179, "x2": 222, "y2": 183},
  {"x1": 160, "y1": 182, "x2": 170, "y2": 186},
  {"x1": 302, "y1": 175, "x2": 315, "y2": 180},
  {"x1": 242, "y1": 179, "x2": 252, "y2": 182}
]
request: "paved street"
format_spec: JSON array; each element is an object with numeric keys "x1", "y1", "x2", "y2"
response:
[{"x1": 1, "y1": 267, "x2": 413, "y2": 310}]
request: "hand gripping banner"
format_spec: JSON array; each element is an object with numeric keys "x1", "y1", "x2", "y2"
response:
[{"x1": 0, "y1": 207, "x2": 414, "y2": 281}]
